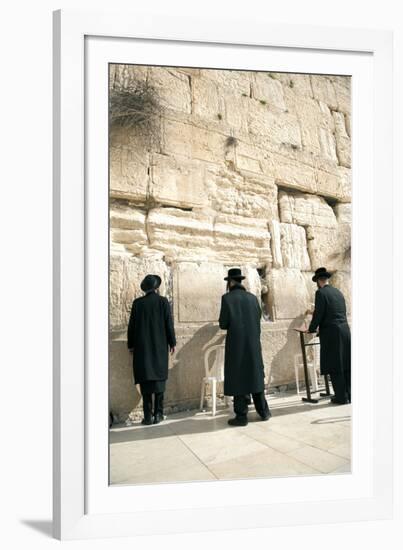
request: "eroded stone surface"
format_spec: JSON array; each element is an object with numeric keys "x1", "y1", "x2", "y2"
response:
[
  {"x1": 175, "y1": 262, "x2": 227, "y2": 323},
  {"x1": 109, "y1": 126, "x2": 150, "y2": 202},
  {"x1": 267, "y1": 269, "x2": 313, "y2": 320},
  {"x1": 251, "y1": 73, "x2": 287, "y2": 111},
  {"x1": 151, "y1": 153, "x2": 208, "y2": 208},
  {"x1": 109, "y1": 253, "x2": 171, "y2": 331},
  {"x1": 205, "y1": 165, "x2": 278, "y2": 219},
  {"x1": 310, "y1": 76, "x2": 338, "y2": 110},
  {"x1": 333, "y1": 111, "x2": 351, "y2": 168},
  {"x1": 279, "y1": 223, "x2": 311, "y2": 270},
  {"x1": 306, "y1": 224, "x2": 351, "y2": 272},
  {"x1": 279, "y1": 191, "x2": 337, "y2": 228}
]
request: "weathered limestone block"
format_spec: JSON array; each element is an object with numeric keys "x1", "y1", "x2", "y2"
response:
[
  {"x1": 109, "y1": 126, "x2": 149, "y2": 202},
  {"x1": 306, "y1": 224, "x2": 351, "y2": 272},
  {"x1": 334, "y1": 203, "x2": 351, "y2": 224},
  {"x1": 279, "y1": 223, "x2": 311, "y2": 270},
  {"x1": 214, "y1": 214, "x2": 272, "y2": 264},
  {"x1": 279, "y1": 191, "x2": 337, "y2": 228},
  {"x1": 110, "y1": 202, "x2": 146, "y2": 229},
  {"x1": 175, "y1": 262, "x2": 227, "y2": 322},
  {"x1": 269, "y1": 73, "x2": 314, "y2": 98},
  {"x1": 248, "y1": 104, "x2": 302, "y2": 149},
  {"x1": 110, "y1": 228, "x2": 148, "y2": 252},
  {"x1": 333, "y1": 111, "x2": 351, "y2": 168},
  {"x1": 315, "y1": 165, "x2": 351, "y2": 202},
  {"x1": 269, "y1": 219, "x2": 283, "y2": 268},
  {"x1": 205, "y1": 165, "x2": 278, "y2": 219},
  {"x1": 345, "y1": 114, "x2": 351, "y2": 137},
  {"x1": 318, "y1": 127, "x2": 338, "y2": 163},
  {"x1": 147, "y1": 208, "x2": 215, "y2": 261},
  {"x1": 200, "y1": 69, "x2": 251, "y2": 96},
  {"x1": 234, "y1": 139, "x2": 263, "y2": 174},
  {"x1": 283, "y1": 92, "x2": 335, "y2": 156},
  {"x1": 173, "y1": 262, "x2": 264, "y2": 324},
  {"x1": 242, "y1": 265, "x2": 263, "y2": 298},
  {"x1": 150, "y1": 153, "x2": 208, "y2": 208},
  {"x1": 109, "y1": 338, "x2": 139, "y2": 420},
  {"x1": 267, "y1": 268, "x2": 312, "y2": 320},
  {"x1": 262, "y1": 151, "x2": 317, "y2": 194},
  {"x1": 332, "y1": 76, "x2": 351, "y2": 115},
  {"x1": 310, "y1": 75, "x2": 338, "y2": 110},
  {"x1": 338, "y1": 167, "x2": 352, "y2": 203},
  {"x1": 110, "y1": 203, "x2": 148, "y2": 254},
  {"x1": 191, "y1": 76, "x2": 226, "y2": 120},
  {"x1": 251, "y1": 73, "x2": 286, "y2": 111},
  {"x1": 109, "y1": 64, "x2": 148, "y2": 89},
  {"x1": 224, "y1": 93, "x2": 250, "y2": 134},
  {"x1": 162, "y1": 118, "x2": 193, "y2": 158},
  {"x1": 163, "y1": 116, "x2": 229, "y2": 162},
  {"x1": 109, "y1": 253, "x2": 171, "y2": 331},
  {"x1": 331, "y1": 271, "x2": 351, "y2": 316},
  {"x1": 190, "y1": 125, "x2": 228, "y2": 163},
  {"x1": 147, "y1": 67, "x2": 191, "y2": 113}
]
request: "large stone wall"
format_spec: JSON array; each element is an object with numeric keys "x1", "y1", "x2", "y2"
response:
[{"x1": 109, "y1": 65, "x2": 351, "y2": 421}]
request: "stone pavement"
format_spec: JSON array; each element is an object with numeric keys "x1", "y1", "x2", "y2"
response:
[{"x1": 109, "y1": 393, "x2": 351, "y2": 485}]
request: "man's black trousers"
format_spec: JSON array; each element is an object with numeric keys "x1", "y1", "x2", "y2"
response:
[
  {"x1": 233, "y1": 392, "x2": 270, "y2": 419},
  {"x1": 330, "y1": 368, "x2": 351, "y2": 403},
  {"x1": 140, "y1": 380, "x2": 166, "y2": 420}
]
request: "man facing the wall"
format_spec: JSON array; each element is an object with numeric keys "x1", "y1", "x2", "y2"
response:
[
  {"x1": 127, "y1": 274, "x2": 176, "y2": 425},
  {"x1": 219, "y1": 268, "x2": 271, "y2": 426},
  {"x1": 308, "y1": 267, "x2": 351, "y2": 404}
]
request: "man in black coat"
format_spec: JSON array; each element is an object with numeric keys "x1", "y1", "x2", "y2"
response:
[
  {"x1": 127, "y1": 274, "x2": 176, "y2": 425},
  {"x1": 219, "y1": 268, "x2": 271, "y2": 426},
  {"x1": 308, "y1": 267, "x2": 351, "y2": 404}
]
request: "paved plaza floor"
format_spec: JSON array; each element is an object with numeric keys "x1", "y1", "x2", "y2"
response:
[{"x1": 109, "y1": 393, "x2": 351, "y2": 485}]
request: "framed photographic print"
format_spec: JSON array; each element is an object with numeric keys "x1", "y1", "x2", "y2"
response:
[{"x1": 53, "y1": 9, "x2": 394, "y2": 540}]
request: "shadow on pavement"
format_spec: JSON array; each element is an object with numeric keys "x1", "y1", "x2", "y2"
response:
[
  {"x1": 110, "y1": 399, "x2": 335, "y2": 443},
  {"x1": 311, "y1": 415, "x2": 351, "y2": 424}
]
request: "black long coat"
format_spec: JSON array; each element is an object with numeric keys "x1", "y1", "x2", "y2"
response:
[
  {"x1": 127, "y1": 291, "x2": 176, "y2": 384},
  {"x1": 218, "y1": 284, "x2": 265, "y2": 396},
  {"x1": 309, "y1": 284, "x2": 351, "y2": 375}
]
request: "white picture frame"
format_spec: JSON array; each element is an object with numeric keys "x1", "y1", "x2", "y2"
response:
[{"x1": 53, "y1": 9, "x2": 394, "y2": 540}]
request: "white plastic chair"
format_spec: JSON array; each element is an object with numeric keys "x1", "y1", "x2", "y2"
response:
[
  {"x1": 200, "y1": 344, "x2": 229, "y2": 416},
  {"x1": 294, "y1": 336, "x2": 320, "y2": 394}
]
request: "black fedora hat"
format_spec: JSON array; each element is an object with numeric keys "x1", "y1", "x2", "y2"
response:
[
  {"x1": 224, "y1": 268, "x2": 245, "y2": 281},
  {"x1": 312, "y1": 267, "x2": 332, "y2": 282},
  {"x1": 140, "y1": 274, "x2": 162, "y2": 292}
]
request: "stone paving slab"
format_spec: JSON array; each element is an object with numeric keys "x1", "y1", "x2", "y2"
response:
[{"x1": 109, "y1": 393, "x2": 352, "y2": 485}]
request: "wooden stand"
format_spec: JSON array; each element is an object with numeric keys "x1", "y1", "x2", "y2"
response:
[{"x1": 294, "y1": 329, "x2": 333, "y2": 404}]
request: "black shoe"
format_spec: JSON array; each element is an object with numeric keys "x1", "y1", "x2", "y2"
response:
[
  {"x1": 141, "y1": 417, "x2": 153, "y2": 425},
  {"x1": 228, "y1": 417, "x2": 248, "y2": 426},
  {"x1": 153, "y1": 413, "x2": 164, "y2": 424},
  {"x1": 260, "y1": 412, "x2": 272, "y2": 421},
  {"x1": 330, "y1": 397, "x2": 348, "y2": 405}
]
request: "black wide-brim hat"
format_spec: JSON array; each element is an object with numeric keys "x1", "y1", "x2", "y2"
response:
[
  {"x1": 224, "y1": 268, "x2": 245, "y2": 281},
  {"x1": 140, "y1": 274, "x2": 162, "y2": 292},
  {"x1": 312, "y1": 267, "x2": 333, "y2": 282}
]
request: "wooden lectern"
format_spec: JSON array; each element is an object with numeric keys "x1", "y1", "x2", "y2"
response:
[{"x1": 294, "y1": 327, "x2": 333, "y2": 403}]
